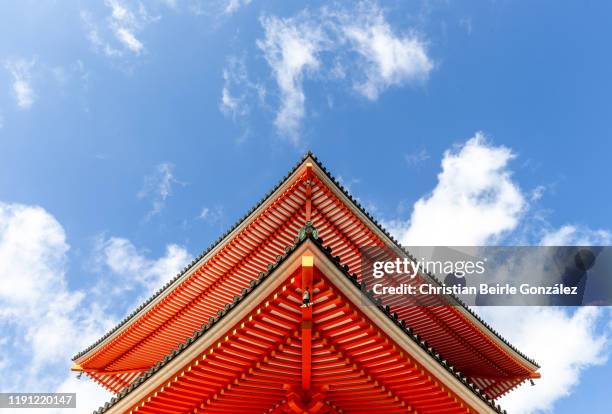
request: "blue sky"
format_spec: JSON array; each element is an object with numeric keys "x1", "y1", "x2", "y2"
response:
[{"x1": 0, "y1": 1, "x2": 611, "y2": 413}]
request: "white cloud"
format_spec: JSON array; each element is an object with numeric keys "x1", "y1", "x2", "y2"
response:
[
  {"x1": 81, "y1": 10, "x2": 122, "y2": 58},
  {"x1": 257, "y1": 13, "x2": 325, "y2": 144},
  {"x1": 338, "y1": 3, "x2": 433, "y2": 100},
  {"x1": 105, "y1": 0, "x2": 147, "y2": 54},
  {"x1": 81, "y1": 0, "x2": 160, "y2": 58},
  {"x1": 219, "y1": 56, "x2": 253, "y2": 120},
  {"x1": 0, "y1": 197, "x2": 200, "y2": 414},
  {"x1": 223, "y1": 0, "x2": 252, "y2": 14},
  {"x1": 0, "y1": 201, "x2": 194, "y2": 412},
  {"x1": 482, "y1": 307, "x2": 608, "y2": 414},
  {"x1": 0, "y1": 202, "x2": 112, "y2": 409},
  {"x1": 219, "y1": 55, "x2": 267, "y2": 143},
  {"x1": 96, "y1": 236, "x2": 190, "y2": 294},
  {"x1": 187, "y1": 0, "x2": 251, "y2": 16},
  {"x1": 387, "y1": 132, "x2": 525, "y2": 245},
  {"x1": 5, "y1": 59, "x2": 36, "y2": 109},
  {"x1": 198, "y1": 205, "x2": 224, "y2": 224},
  {"x1": 254, "y1": 2, "x2": 433, "y2": 143},
  {"x1": 0, "y1": 203, "x2": 69, "y2": 314},
  {"x1": 52, "y1": 376, "x2": 112, "y2": 414},
  {"x1": 115, "y1": 27, "x2": 144, "y2": 54},
  {"x1": 138, "y1": 162, "x2": 183, "y2": 219},
  {"x1": 540, "y1": 225, "x2": 612, "y2": 246},
  {"x1": 220, "y1": 87, "x2": 241, "y2": 116},
  {"x1": 385, "y1": 135, "x2": 612, "y2": 413},
  {"x1": 199, "y1": 207, "x2": 210, "y2": 219},
  {"x1": 530, "y1": 184, "x2": 546, "y2": 201}
]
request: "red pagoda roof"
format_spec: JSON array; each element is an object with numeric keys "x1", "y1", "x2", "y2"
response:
[
  {"x1": 73, "y1": 153, "x2": 539, "y2": 408},
  {"x1": 93, "y1": 231, "x2": 511, "y2": 414}
]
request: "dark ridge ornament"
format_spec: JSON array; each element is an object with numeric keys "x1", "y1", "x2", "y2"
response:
[{"x1": 298, "y1": 220, "x2": 319, "y2": 240}]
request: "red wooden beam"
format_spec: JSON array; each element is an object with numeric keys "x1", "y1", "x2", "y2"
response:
[{"x1": 302, "y1": 254, "x2": 314, "y2": 393}]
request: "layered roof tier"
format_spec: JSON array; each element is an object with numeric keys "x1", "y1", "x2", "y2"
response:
[{"x1": 73, "y1": 153, "x2": 539, "y2": 412}]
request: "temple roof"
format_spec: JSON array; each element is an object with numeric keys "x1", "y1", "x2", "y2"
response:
[
  {"x1": 73, "y1": 152, "x2": 539, "y2": 400},
  {"x1": 93, "y1": 227, "x2": 510, "y2": 414}
]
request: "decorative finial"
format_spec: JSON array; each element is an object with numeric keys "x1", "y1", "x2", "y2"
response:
[{"x1": 298, "y1": 221, "x2": 319, "y2": 241}]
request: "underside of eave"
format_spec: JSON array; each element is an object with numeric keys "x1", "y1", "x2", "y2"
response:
[{"x1": 94, "y1": 237, "x2": 508, "y2": 414}]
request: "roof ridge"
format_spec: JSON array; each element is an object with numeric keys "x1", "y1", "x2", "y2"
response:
[{"x1": 93, "y1": 224, "x2": 508, "y2": 414}]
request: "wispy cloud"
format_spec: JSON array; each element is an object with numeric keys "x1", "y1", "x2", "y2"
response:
[
  {"x1": 188, "y1": 0, "x2": 252, "y2": 16},
  {"x1": 224, "y1": 0, "x2": 252, "y2": 15},
  {"x1": 253, "y1": 1, "x2": 433, "y2": 143},
  {"x1": 5, "y1": 58, "x2": 36, "y2": 109},
  {"x1": 96, "y1": 236, "x2": 191, "y2": 295},
  {"x1": 115, "y1": 27, "x2": 144, "y2": 54},
  {"x1": 81, "y1": 0, "x2": 161, "y2": 58},
  {"x1": 257, "y1": 12, "x2": 325, "y2": 144},
  {"x1": 336, "y1": 2, "x2": 433, "y2": 100},
  {"x1": 336, "y1": 175, "x2": 361, "y2": 194},
  {"x1": 530, "y1": 184, "x2": 546, "y2": 201},
  {"x1": 404, "y1": 148, "x2": 430, "y2": 167},
  {"x1": 219, "y1": 55, "x2": 266, "y2": 143},
  {"x1": 198, "y1": 205, "x2": 224, "y2": 224},
  {"x1": 138, "y1": 163, "x2": 183, "y2": 219},
  {"x1": 219, "y1": 56, "x2": 252, "y2": 120}
]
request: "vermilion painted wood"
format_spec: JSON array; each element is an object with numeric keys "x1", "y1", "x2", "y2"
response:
[
  {"x1": 117, "y1": 265, "x2": 486, "y2": 413},
  {"x1": 301, "y1": 255, "x2": 314, "y2": 393},
  {"x1": 77, "y1": 161, "x2": 536, "y2": 401}
]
